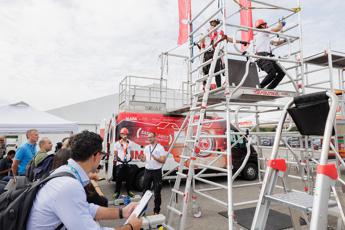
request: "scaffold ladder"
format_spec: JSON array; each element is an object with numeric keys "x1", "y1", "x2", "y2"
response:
[{"x1": 165, "y1": 34, "x2": 229, "y2": 230}]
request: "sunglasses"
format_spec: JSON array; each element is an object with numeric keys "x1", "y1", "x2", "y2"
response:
[{"x1": 93, "y1": 151, "x2": 106, "y2": 156}]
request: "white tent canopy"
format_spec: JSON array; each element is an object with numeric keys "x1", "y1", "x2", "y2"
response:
[{"x1": 0, "y1": 102, "x2": 78, "y2": 134}]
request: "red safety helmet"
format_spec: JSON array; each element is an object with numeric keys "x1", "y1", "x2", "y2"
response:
[
  {"x1": 120, "y1": 127, "x2": 129, "y2": 135},
  {"x1": 255, "y1": 19, "x2": 267, "y2": 28}
]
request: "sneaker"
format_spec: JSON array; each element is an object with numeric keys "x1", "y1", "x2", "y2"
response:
[
  {"x1": 154, "y1": 211, "x2": 160, "y2": 215},
  {"x1": 113, "y1": 192, "x2": 120, "y2": 199},
  {"x1": 127, "y1": 191, "x2": 135, "y2": 197}
]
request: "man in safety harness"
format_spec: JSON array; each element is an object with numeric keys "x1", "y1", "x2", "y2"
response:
[
  {"x1": 197, "y1": 19, "x2": 248, "y2": 89},
  {"x1": 255, "y1": 19, "x2": 287, "y2": 89},
  {"x1": 113, "y1": 127, "x2": 135, "y2": 199}
]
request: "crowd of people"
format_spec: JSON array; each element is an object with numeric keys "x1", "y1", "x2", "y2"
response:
[
  {"x1": 0, "y1": 129, "x2": 145, "y2": 229},
  {"x1": 0, "y1": 126, "x2": 168, "y2": 229}
]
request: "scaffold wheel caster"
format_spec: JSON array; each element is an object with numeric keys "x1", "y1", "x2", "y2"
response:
[{"x1": 193, "y1": 209, "x2": 202, "y2": 218}]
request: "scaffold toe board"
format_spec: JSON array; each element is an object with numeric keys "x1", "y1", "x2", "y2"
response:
[{"x1": 196, "y1": 86, "x2": 297, "y2": 103}]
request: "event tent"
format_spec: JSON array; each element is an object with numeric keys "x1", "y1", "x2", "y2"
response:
[{"x1": 0, "y1": 101, "x2": 78, "y2": 134}]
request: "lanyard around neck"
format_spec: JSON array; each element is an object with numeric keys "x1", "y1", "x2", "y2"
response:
[
  {"x1": 68, "y1": 165, "x2": 83, "y2": 185},
  {"x1": 149, "y1": 144, "x2": 157, "y2": 160}
]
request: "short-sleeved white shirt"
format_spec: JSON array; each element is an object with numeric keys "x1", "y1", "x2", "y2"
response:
[
  {"x1": 114, "y1": 139, "x2": 134, "y2": 165},
  {"x1": 255, "y1": 31, "x2": 271, "y2": 53},
  {"x1": 143, "y1": 143, "x2": 167, "y2": 170}
]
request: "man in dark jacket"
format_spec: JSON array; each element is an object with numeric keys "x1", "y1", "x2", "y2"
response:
[{"x1": 0, "y1": 150, "x2": 15, "y2": 180}]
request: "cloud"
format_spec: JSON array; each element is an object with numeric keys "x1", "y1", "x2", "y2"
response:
[{"x1": 0, "y1": 0, "x2": 343, "y2": 109}]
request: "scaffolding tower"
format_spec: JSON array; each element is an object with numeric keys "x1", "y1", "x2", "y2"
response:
[{"x1": 162, "y1": 0, "x2": 315, "y2": 229}]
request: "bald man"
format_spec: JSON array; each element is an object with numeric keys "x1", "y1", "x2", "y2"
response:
[{"x1": 34, "y1": 137, "x2": 53, "y2": 166}]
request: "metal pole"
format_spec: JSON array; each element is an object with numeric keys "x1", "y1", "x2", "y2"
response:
[
  {"x1": 310, "y1": 92, "x2": 338, "y2": 230},
  {"x1": 225, "y1": 98, "x2": 234, "y2": 229},
  {"x1": 297, "y1": 0, "x2": 305, "y2": 94},
  {"x1": 160, "y1": 53, "x2": 164, "y2": 103},
  {"x1": 328, "y1": 47, "x2": 334, "y2": 91}
]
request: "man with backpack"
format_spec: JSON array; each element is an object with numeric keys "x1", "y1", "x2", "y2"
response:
[
  {"x1": 34, "y1": 137, "x2": 53, "y2": 166},
  {"x1": 26, "y1": 131, "x2": 142, "y2": 230},
  {"x1": 25, "y1": 137, "x2": 55, "y2": 182}
]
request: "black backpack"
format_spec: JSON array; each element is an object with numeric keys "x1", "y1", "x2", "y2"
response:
[
  {"x1": 26, "y1": 154, "x2": 55, "y2": 182},
  {"x1": 0, "y1": 171, "x2": 75, "y2": 230}
]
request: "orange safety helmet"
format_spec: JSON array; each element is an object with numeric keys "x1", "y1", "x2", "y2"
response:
[
  {"x1": 120, "y1": 127, "x2": 129, "y2": 135},
  {"x1": 255, "y1": 19, "x2": 267, "y2": 28}
]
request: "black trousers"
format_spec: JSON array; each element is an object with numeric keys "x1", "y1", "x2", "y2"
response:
[
  {"x1": 203, "y1": 50, "x2": 223, "y2": 88},
  {"x1": 142, "y1": 168, "x2": 162, "y2": 213},
  {"x1": 114, "y1": 164, "x2": 132, "y2": 193},
  {"x1": 256, "y1": 54, "x2": 285, "y2": 89}
]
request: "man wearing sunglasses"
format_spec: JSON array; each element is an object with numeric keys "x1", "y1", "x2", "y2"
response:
[
  {"x1": 27, "y1": 131, "x2": 142, "y2": 230},
  {"x1": 255, "y1": 19, "x2": 287, "y2": 89}
]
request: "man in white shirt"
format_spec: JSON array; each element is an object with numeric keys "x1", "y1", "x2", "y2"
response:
[
  {"x1": 255, "y1": 19, "x2": 287, "y2": 89},
  {"x1": 139, "y1": 132, "x2": 167, "y2": 214},
  {"x1": 114, "y1": 127, "x2": 135, "y2": 198},
  {"x1": 27, "y1": 130, "x2": 142, "y2": 230}
]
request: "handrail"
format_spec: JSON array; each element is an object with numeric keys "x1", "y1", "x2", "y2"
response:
[
  {"x1": 125, "y1": 75, "x2": 167, "y2": 81},
  {"x1": 227, "y1": 51, "x2": 299, "y2": 64},
  {"x1": 275, "y1": 62, "x2": 300, "y2": 94},
  {"x1": 319, "y1": 92, "x2": 338, "y2": 164},
  {"x1": 250, "y1": 0, "x2": 296, "y2": 12},
  {"x1": 190, "y1": 0, "x2": 217, "y2": 23},
  {"x1": 234, "y1": 106, "x2": 251, "y2": 131},
  {"x1": 162, "y1": 114, "x2": 190, "y2": 178},
  {"x1": 226, "y1": 23, "x2": 299, "y2": 40},
  {"x1": 190, "y1": 8, "x2": 222, "y2": 37},
  {"x1": 189, "y1": 23, "x2": 222, "y2": 49}
]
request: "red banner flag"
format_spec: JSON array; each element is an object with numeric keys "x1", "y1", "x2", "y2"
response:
[
  {"x1": 178, "y1": 0, "x2": 191, "y2": 45},
  {"x1": 240, "y1": 0, "x2": 253, "y2": 50}
]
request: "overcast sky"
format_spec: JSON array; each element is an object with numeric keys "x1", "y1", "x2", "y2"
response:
[{"x1": 0, "y1": 0, "x2": 344, "y2": 110}]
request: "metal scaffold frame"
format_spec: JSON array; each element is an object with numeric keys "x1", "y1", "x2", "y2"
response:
[
  {"x1": 110, "y1": 0, "x2": 345, "y2": 229},
  {"x1": 162, "y1": 0, "x2": 320, "y2": 230}
]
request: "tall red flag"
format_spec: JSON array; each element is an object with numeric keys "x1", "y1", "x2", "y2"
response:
[
  {"x1": 178, "y1": 0, "x2": 191, "y2": 45},
  {"x1": 240, "y1": 0, "x2": 253, "y2": 49}
]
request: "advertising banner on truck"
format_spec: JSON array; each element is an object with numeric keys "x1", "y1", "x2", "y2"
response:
[{"x1": 114, "y1": 112, "x2": 228, "y2": 170}]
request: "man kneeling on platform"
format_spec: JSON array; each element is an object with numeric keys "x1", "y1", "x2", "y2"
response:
[{"x1": 255, "y1": 19, "x2": 287, "y2": 89}]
